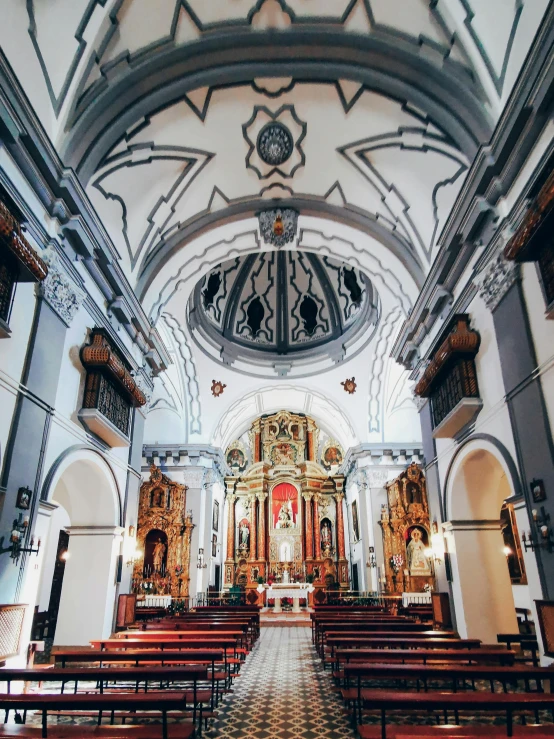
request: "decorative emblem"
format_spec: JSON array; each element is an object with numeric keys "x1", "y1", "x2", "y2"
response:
[
  {"x1": 341, "y1": 377, "x2": 357, "y2": 394},
  {"x1": 211, "y1": 380, "x2": 226, "y2": 397},
  {"x1": 257, "y1": 122, "x2": 294, "y2": 165},
  {"x1": 321, "y1": 439, "x2": 344, "y2": 471},
  {"x1": 36, "y1": 245, "x2": 85, "y2": 327},
  {"x1": 242, "y1": 104, "x2": 307, "y2": 179},
  {"x1": 258, "y1": 208, "x2": 298, "y2": 247}
]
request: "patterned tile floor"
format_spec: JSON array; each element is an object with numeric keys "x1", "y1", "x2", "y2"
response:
[{"x1": 208, "y1": 626, "x2": 355, "y2": 739}]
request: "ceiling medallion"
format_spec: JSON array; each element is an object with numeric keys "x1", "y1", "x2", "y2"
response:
[
  {"x1": 341, "y1": 377, "x2": 357, "y2": 394},
  {"x1": 211, "y1": 380, "x2": 227, "y2": 398},
  {"x1": 257, "y1": 122, "x2": 294, "y2": 166},
  {"x1": 258, "y1": 208, "x2": 298, "y2": 247}
]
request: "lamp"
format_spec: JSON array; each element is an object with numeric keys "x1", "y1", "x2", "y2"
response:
[
  {"x1": 366, "y1": 546, "x2": 377, "y2": 568},
  {"x1": 0, "y1": 513, "x2": 41, "y2": 563},
  {"x1": 197, "y1": 548, "x2": 207, "y2": 569},
  {"x1": 429, "y1": 520, "x2": 445, "y2": 564},
  {"x1": 522, "y1": 506, "x2": 554, "y2": 553},
  {"x1": 124, "y1": 525, "x2": 143, "y2": 567}
]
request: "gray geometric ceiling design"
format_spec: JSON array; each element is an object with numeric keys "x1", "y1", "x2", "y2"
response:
[{"x1": 187, "y1": 251, "x2": 379, "y2": 377}]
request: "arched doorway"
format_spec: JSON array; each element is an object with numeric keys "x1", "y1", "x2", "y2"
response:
[
  {"x1": 39, "y1": 449, "x2": 122, "y2": 646},
  {"x1": 444, "y1": 440, "x2": 520, "y2": 642}
]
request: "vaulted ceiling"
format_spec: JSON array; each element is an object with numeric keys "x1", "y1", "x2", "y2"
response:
[{"x1": 1, "y1": 0, "x2": 549, "y2": 450}]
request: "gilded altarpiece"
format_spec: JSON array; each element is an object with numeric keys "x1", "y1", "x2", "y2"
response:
[
  {"x1": 224, "y1": 411, "x2": 349, "y2": 602},
  {"x1": 132, "y1": 464, "x2": 194, "y2": 598},
  {"x1": 379, "y1": 463, "x2": 434, "y2": 593}
]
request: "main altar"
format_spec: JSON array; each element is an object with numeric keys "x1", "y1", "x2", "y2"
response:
[
  {"x1": 266, "y1": 583, "x2": 312, "y2": 613},
  {"x1": 224, "y1": 410, "x2": 349, "y2": 603}
]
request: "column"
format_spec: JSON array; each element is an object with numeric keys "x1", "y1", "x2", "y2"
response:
[
  {"x1": 257, "y1": 492, "x2": 267, "y2": 564},
  {"x1": 0, "y1": 248, "x2": 84, "y2": 603},
  {"x1": 335, "y1": 493, "x2": 346, "y2": 559},
  {"x1": 226, "y1": 494, "x2": 236, "y2": 561},
  {"x1": 303, "y1": 493, "x2": 313, "y2": 560},
  {"x1": 444, "y1": 520, "x2": 518, "y2": 643},
  {"x1": 313, "y1": 494, "x2": 322, "y2": 559},
  {"x1": 249, "y1": 495, "x2": 257, "y2": 561},
  {"x1": 479, "y1": 254, "x2": 554, "y2": 597},
  {"x1": 54, "y1": 526, "x2": 123, "y2": 645}
]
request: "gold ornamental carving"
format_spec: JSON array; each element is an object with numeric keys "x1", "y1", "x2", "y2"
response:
[{"x1": 132, "y1": 464, "x2": 193, "y2": 598}]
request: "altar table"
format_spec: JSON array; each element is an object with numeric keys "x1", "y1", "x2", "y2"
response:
[
  {"x1": 267, "y1": 584, "x2": 310, "y2": 613},
  {"x1": 401, "y1": 592, "x2": 431, "y2": 607}
]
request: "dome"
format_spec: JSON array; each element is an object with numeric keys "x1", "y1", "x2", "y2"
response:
[{"x1": 187, "y1": 251, "x2": 379, "y2": 377}]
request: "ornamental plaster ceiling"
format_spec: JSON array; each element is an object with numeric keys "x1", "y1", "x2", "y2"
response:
[{"x1": 0, "y1": 0, "x2": 550, "y2": 451}]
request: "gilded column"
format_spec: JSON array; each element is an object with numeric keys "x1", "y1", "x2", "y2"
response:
[
  {"x1": 313, "y1": 494, "x2": 322, "y2": 559},
  {"x1": 249, "y1": 495, "x2": 257, "y2": 561},
  {"x1": 257, "y1": 492, "x2": 267, "y2": 563},
  {"x1": 226, "y1": 494, "x2": 236, "y2": 560},
  {"x1": 335, "y1": 492, "x2": 346, "y2": 559},
  {"x1": 303, "y1": 493, "x2": 314, "y2": 560}
]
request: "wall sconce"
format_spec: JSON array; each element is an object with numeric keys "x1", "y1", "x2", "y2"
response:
[
  {"x1": 124, "y1": 526, "x2": 142, "y2": 567},
  {"x1": 531, "y1": 479, "x2": 546, "y2": 503},
  {"x1": 0, "y1": 513, "x2": 41, "y2": 564},
  {"x1": 522, "y1": 506, "x2": 554, "y2": 553},
  {"x1": 126, "y1": 546, "x2": 143, "y2": 567},
  {"x1": 197, "y1": 548, "x2": 207, "y2": 569},
  {"x1": 425, "y1": 520, "x2": 444, "y2": 565},
  {"x1": 366, "y1": 546, "x2": 377, "y2": 568}
]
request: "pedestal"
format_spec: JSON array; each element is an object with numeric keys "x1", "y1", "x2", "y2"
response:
[
  {"x1": 292, "y1": 597, "x2": 301, "y2": 614},
  {"x1": 273, "y1": 597, "x2": 282, "y2": 614}
]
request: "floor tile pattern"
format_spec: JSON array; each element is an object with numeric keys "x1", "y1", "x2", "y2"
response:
[{"x1": 208, "y1": 626, "x2": 355, "y2": 739}]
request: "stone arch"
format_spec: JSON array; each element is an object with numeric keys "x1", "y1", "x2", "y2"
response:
[
  {"x1": 38, "y1": 447, "x2": 123, "y2": 646},
  {"x1": 443, "y1": 437, "x2": 522, "y2": 643}
]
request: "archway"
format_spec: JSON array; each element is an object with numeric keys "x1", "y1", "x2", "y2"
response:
[
  {"x1": 444, "y1": 440, "x2": 520, "y2": 642},
  {"x1": 39, "y1": 450, "x2": 122, "y2": 646}
]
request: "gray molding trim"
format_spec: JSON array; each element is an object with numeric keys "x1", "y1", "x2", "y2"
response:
[
  {"x1": 341, "y1": 442, "x2": 423, "y2": 476},
  {"x1": 39, "y1": 443, "x2": 123, "y2": 527},
  {"x1": 61, "y1": 31, "x2": 490, "y2": 181},
  {"x1": 0, "y1": 49, "x2": 171, "y2": 374},
  {"x1": 137, "y1": 198, "x2": 426, "y2": 302},
  {"x1": 442, "y1": 432, "x2": 523, "y2": 522},
  {"x1": 142, "y1": 443, "x2": 229, "y2": 477},
  {"x1": 392, "y1": 3, "x2": 554, "y2": 367}
]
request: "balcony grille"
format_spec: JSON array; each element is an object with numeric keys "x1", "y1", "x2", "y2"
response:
[{"x1": 431, "y1": 358, "x2": 479, "y2": 428}]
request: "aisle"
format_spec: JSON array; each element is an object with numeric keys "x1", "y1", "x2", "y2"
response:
[{"x1": 209, "y1": 627, "x2": 355, "y2": 738}]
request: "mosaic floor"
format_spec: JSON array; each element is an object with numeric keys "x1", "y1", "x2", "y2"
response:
[{"x1": 208, "y1": 626, "x2": 355, "y2": 739}]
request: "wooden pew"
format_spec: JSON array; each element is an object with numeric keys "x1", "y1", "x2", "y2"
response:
[
  {"x1": 0, "y1": 693, "x2": 193, "y2": 739},
  {"x1": 324, "y1": 636, "x2": 481, "y2": 664},
  {"x1": 112, "y1": 629, "x2": 248, "y2": 649},
  {"x1": 89, "y1": 638, "x2": 240, "y2": 658},
  {"x1": 498, "y1": 634, "x2": 540, "y2": 666},
  {"x1": 0, "y1": 728, "x2": 194, "y2": 738},
  {"x1": 348, "y1": 690, "x2": 554, "y2": 739},
  {"x1": 342, "y1": 662, "x2": 554, "y2": 725},
  {"x1": 315, "y1": 626, "x2": 456, "y2": 654}
]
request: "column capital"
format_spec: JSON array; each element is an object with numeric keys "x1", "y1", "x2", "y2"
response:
[
  {"x1": 256, "y1": 492, "x2": 268, "y2": 502},
  {"x1": 478, "y1": 246, "x2": 520, "y2": 313},
  {"x1": 36, "y1": 245, "x2": 85, "y2": 326},
  {"x1": 302, "y1": 492, "x2": 313, "y2": 502},
  {"x1": 333, "y1": 492, "x2": 345, "y2": 502}
]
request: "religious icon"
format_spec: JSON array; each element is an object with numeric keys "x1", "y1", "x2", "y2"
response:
[
  {"x1": 212, "y1": 500, "x2": 220, "y2": 531},
  {"x1": 321, "y1": 441, "x2": 344, "y2": 471},
  {"x1": 152, "y1": 539, "x2": 166, "y2": 573},
  {"x1": 16, "y1": 486, "x2": 31, "y2": 510},
  {"x1": 406, "y1": 481, "x2": 422, "y2": 506},
  {"x1": 239, "y1": 521, "x2": 250, "y2": 550},
  {"x1": 406, "y1": 527, "x2": 431, "y2": 576},
  {"x1": 276, "y1": 501, "x2": 293, "y2": 529},
  {"x1": 272, "y1": 483, "x2": 298, "y2": 528},
  {"x1": 226, "y1": 447, "x2": 247, "y2": 473},
  {"x1": 212, "y1": 534, "x2": 217, "y2": 558},
  {"x1": 352, "y1": 500, "x2": 360, "y2": 541},
  {"x1": 271, "y1": 442, "x2": 296, "y2": 466}
]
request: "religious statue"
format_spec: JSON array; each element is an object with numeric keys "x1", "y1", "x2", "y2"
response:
[
  {"x1": 406, "y1": 482, "x2": 422, "y2": 506},
  {"x1": 321, "y1": 521, "x2": 332, "y2": 552},
  {"x1": 240, "y1": 523, "x2": 250, "y2": 549},
  {"x1": 152, "y1": 539, "x2": 166, "y2": 573},
  {"x1": 282, "y1": 562, "x2": 290, "y2": 584},
  {"x1": 406, "y1": 528, "x2": 431, "y2": 576},
  {"x1": 276, "y1": 502, "x2": 293, "y2": 529}
]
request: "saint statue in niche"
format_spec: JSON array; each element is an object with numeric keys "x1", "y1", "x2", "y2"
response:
[
  {"x1": 240, "y1": 523, "x2": 250, "y2": 549},
  {"x1": 276, "y1": 502, "x2": 293, "y2": 529},
  {"x1": 406, "y1": 528, "x2": 431, "y2": 576},
  {"x1": 406, "y1": 482, "x2": 422, "y2": 506},
  {"x1": 321, "y1": 521, "x2": 332, "y2": 552},
  {"x1": 152, "y1": 539, "x2": 166, "y2": 573}
]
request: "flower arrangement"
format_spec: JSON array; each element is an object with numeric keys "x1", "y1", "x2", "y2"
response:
[
  {"x1": 389, "y1": 554, "x2": 404, "y2": 574},
  {"x1": 423, "y1": 583, "x2": 434, "y2": 593}
]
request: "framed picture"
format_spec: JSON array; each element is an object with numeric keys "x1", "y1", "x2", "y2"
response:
[
  {"x1": 212, "y1": 500, "x2": 219, "y2": 532},
  {"x1": 212, "y1": 534, "x2": 217, "y2": 558},
  {"x1": 16, "y1": 486, "x2": 31, "y2": 510},
  {"x1": 352, "y1": 500, "x2": 360, "y2": 541}
]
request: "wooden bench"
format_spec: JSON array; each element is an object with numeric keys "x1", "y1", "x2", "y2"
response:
[
  {"x1": 317, "y1": 629, "x2": 457, "y2": 656},
  {"x1": 0, "y1": 693, "x2": 194, "y2": 739},
  {"x1": 324, "y1": 636, "x2": 482, "y2": 663},
  {"x1": 350, "y1": 690, "x2": 554, "y2": 739},
  {"x1": 498, "y1": 635, "x2": 540, "y2": 666},
  {"x1": 0, "y1": 727, "x2": 194, "y2": 738},
  {"x1": 89, "y1": 638, "x2": 240, "y2": 658},
  {"x1": 342, "y1": 663, "x2": 554, "y2": 724}
]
